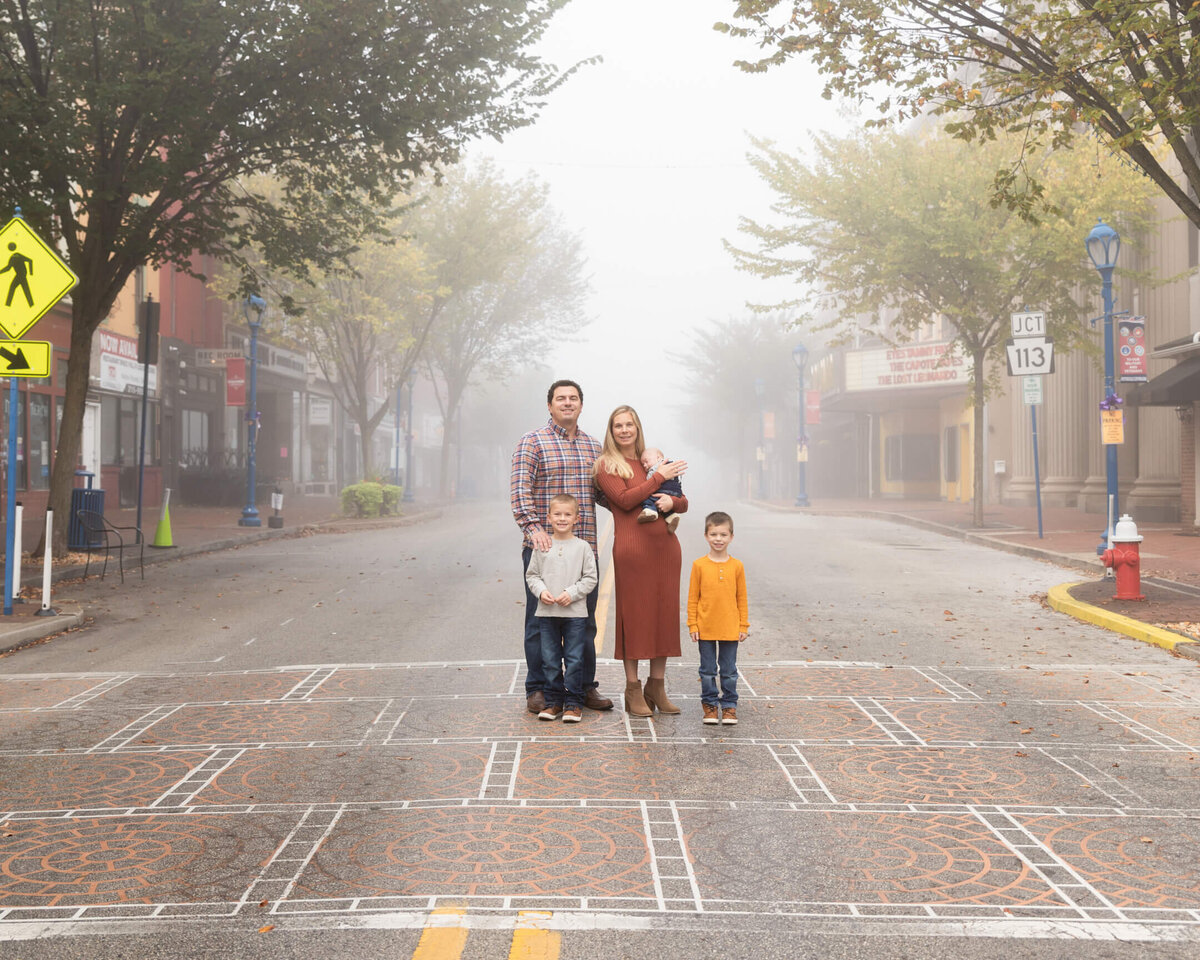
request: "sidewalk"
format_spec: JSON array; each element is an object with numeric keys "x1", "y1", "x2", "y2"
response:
[
  {"x1": 764, "y1": 496, "x2": 1200, "y2": 662},
  {"x1": 0, "y1": 494, "x2": 439, "y2": 655}
]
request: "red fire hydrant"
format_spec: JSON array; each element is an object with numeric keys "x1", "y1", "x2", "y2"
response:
[{"x1": 1101, "y1": 514, "x2": 1145, "y2": 601}]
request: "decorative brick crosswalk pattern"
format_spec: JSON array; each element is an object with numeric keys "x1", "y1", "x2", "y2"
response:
[{"x1": 0, "y1": 660, "x2": 1198, "y2": 936}]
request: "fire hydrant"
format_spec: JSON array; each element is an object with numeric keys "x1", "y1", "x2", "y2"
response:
[{"x1": 1101, "y1": 514, "x2": 1144, "y2": 600}]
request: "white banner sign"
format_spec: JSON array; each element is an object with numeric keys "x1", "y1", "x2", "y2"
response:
[{"x1": 96, "y1": 330, "x2": 157, "y2": 394}]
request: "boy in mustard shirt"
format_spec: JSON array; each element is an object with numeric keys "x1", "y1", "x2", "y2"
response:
[{"x1": 687, "y1": 511, "x2": 749, "y2": 725}]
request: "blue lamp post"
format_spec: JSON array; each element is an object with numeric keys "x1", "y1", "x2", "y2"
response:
[
  {"x1": 238, "y1": 295, "x2": 266, "y2": 527},
  {"x1": 1085, "y1": 219, "x2": 1121, "y2": 553},
  {"x1": 793, "y1": 343, "x2": 810, "y2": 506},
  {"x1": 403, "y1": 373, "x2": 415, "y2": 502}
]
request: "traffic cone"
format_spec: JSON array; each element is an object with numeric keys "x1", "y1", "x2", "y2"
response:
[{"x1": 151, "y1": 488, "x2": 175, "y2": 549}]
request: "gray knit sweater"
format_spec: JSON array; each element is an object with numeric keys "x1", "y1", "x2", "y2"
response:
[{"x1": 525, "y1": 536, "x2": 599, "y2": 617}]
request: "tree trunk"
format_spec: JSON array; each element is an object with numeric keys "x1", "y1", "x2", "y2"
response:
[
  {"x1": 41, "y1": 302, "x2": 102, "y2": 555},
  {"x1": 359, "y1": 419, "x2": 375, "y2": 481},
  {"x1": 972, "y1": 350, "x2": 986, "y2": 528}
]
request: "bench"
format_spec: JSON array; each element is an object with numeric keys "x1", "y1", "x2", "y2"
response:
[{"x1": 74, "y1": 510, "x2": 144, "y2": 583}]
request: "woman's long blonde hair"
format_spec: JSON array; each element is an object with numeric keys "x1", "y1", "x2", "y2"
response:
[{"x1": 593, "y1": 405, "x2": 645, "y2": 479}]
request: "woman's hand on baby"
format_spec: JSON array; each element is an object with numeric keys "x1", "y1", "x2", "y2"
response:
[
  {"x1": 659, "y1": 459, "x2": 687, "y2": 479},
  {"x1": 653, "y1": 493, "x2": 674, "y2": 511}
]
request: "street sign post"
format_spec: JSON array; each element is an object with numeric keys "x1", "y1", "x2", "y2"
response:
[
  {"x1": 1008, "y1": 310, "x2": 1052, "y2": 539},
  {"x1": 0, "y1": 214, "x2": 77, "y2": 615},
  {"x1": 0, "y1": 340, "x2": 51, "y2": 378},
  {"x1": 0, "y1": 217, "x2": 78, "y2": 340},
  {"x1": 1022, "y1": 375, "x2": 1043, "y2": 406},
  {"x1": 1005, "y1": 336, "x2": 1055, "y2": 376}
]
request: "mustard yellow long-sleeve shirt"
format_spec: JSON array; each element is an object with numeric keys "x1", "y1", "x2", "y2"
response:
[{"x1": 687, "y1": 555, "x2": 749, "y2": 642}]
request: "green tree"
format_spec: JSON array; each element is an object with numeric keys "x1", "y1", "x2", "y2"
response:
[
  {"x1": 415, "y1": 163, "x2": 587, "y2": 497},
  {"x1": 0, "y1": 0, "x2": 576, "y2": 546},
  {"x1": 728, "y1": 128, "x2": 1155, "y2": 526},
  {"x1": 289, "y1": 223, "x2": 441, "y2": 481},
  {"x1": 718, "y1": 1, "x2": 1200, "y2": 227},
  {"x1": 673, "y1": 313, "x2": 797, "y2": 499}
]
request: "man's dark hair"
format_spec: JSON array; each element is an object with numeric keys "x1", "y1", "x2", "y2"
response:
[
  {"x1": 705, "y1": 511, "x2": 734, "y2": 534},
  {"x1": 547, "y1": 379, "x2": 583, "y2": 404}
]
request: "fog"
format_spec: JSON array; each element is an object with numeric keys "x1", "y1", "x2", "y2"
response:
[{"x1": 472, "y1": 0, "x2": 848, "y2": 480}]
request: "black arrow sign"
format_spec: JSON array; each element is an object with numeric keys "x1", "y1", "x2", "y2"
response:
[{"x1": 0, "y1": 347, "x2": 29, "y2": 370}]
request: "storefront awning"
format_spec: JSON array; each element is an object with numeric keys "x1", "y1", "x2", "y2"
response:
[{"x1": 1125, "y1": 359, "x2": 1200, "y2": 406}]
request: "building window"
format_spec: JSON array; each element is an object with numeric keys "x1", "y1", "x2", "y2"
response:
[
  {"x1": 28, "y1": 393, "x2": 51, "y2": 489},
  {"x1": 181, "y1": 409, "x2": 209, "y2": 463}
]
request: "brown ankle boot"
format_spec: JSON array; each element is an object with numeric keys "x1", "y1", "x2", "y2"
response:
[
  {"x1": 623, "y1": 680, "x2": 652, "y2": 717},
  {"x1": 643, "y1": 677, "x2": 680, "y2": 714}
]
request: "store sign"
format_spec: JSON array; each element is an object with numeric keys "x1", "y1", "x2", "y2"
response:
[
  {"x1": 1118, "y1": 316, "x2": 1148, "y2": 382},
  {"x1": 805, "y1": 389, "x2": 821, "y2": 425},
  {"x1": 97, "y1": 330, "x2": 157, "y2": 394},
  {"x1": 226, "y1": 357, "x2": 245, "y2": 406},
  {"x1": 844, "y1": 341, "x2": 970, "y2": 392},
  {"x1": 309, "y1": 396, "x2": 332, "y2": 426},
  {"x1": 196, "y1": 348, "x2": 244, "y2": 365},
  {"x1": 1101, "y1": 408, "x2": 1124, "y2": 445}
]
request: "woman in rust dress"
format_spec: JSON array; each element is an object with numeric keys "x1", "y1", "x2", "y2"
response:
[{"x1": 593, "y1": 405, "x2": 689, "y2": 717}]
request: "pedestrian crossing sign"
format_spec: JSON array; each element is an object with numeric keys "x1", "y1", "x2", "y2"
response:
[{"x1": 0, "y1": 217, "x2": 78, "y2": 340}]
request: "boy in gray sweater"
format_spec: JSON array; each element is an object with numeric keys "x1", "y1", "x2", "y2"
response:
[{"x1": 525, "y1": 493, "x2": 599, "y2": 722}]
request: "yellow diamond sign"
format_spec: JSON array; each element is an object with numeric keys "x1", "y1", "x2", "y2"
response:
[{"x1": 0, "y1": 217, "x2": 77, "y2": 340}]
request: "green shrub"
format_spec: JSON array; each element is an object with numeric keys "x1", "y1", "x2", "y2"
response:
[
  {"x1": 340, "y1": 482, "x2": 383, "y2": 517},
  {"x1": 381, "y1": 484, "x2": 403, "y2": 515}
]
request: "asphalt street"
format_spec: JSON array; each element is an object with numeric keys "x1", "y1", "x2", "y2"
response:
[{"x1": 1, "y1": 502, "x2": 1199, "y2": 959}]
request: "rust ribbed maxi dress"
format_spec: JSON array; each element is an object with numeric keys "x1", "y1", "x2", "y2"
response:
[{"x1": 595, "y1": 459, "x2": 689, "y2": 660}]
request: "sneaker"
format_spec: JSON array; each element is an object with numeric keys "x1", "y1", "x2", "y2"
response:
[
  {"x1": 561, "y1": 706, "x2": 582, "y2": 723},
  {"x1": 720, "y1": 707, "x2": 738, "y2": 725},
  {"x1": 702, "y1": 703, "x2": 719, "y2": 725},
  {"x1": 664, "y1": 513, "x2": 680, "y2": 534},
  {"x1": 538, "y1": 704, "x2": 564, "y2": 721},
  {"x1": 638, "y1": 507, "x2": 658, "y2": 523}
]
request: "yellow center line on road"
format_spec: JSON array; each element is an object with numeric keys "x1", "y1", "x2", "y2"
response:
[
  {"x1": 411, "y1": 907, "x2": 468, "y2": 960},
  {"x1": 509, "y1": 911, "x2": 561, "y2": 960}
]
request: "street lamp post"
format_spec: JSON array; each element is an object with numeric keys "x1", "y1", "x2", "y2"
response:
[
  {"x1": 792, "y1": 343, "x2": 810, "y2": 506},
  {"x1": 1085, "y1": 219, "x2": 1121, "y2": 554},
  {"x1": 403, "y1": 373, "x2": 415, "y2": 503},
  {"x1": 238, "y1": 295, "x2": 266, "y2": 527},
  {"x1": 754, "y1": 376, "x2": 766, "y2": 500}
]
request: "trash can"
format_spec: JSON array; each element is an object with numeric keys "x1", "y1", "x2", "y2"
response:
[{"x1": 68, "y1": 470, "x2": 106, "y2": 550}]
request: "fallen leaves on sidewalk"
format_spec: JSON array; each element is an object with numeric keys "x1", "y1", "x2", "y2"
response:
[{"x1": 1157, "y1": 621, "x2": 1200, "y2": 641}]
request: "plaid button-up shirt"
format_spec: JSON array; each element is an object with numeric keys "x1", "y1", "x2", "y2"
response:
[{"x1": 511, "y1": 419, "x2": 602, "y2": 552}]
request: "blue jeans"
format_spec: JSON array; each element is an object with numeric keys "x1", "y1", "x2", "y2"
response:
[
  {"x1": 540, "y1": 617, "x2": 587, "y2": 709},
  {"x1": 523, "y1": 546, "x2": 598, "y2": 696},
  {"x1": 698, "y1": 640, "x2": 739, "y2": 707}
]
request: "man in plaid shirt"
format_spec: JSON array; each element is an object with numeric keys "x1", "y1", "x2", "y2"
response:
[{"x1": 511, "y1": 380, "x2": 613, "y2": 714}]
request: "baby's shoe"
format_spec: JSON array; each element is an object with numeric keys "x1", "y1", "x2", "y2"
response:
[
  {"x1": 665, "y1": 512, "x2": 680, "y2": 534},
  {"x1": 638, "y1": 508, "x2": 657, "y2": 523}
]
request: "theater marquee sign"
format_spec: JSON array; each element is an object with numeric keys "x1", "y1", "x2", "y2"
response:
[{"x1": 844, "y1": 341, "x2": 970, "y2": 392}]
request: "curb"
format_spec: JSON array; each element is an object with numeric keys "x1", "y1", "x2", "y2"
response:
[
  {"x1": 1046, "y1": 583, "x2": 1200, "y2": 662},
  {"x1": 0, "y1": 608, "x2": 86, "y2": 656},
  {"x1": 0, "y1": 508, "x2": 443, "y2": 654}
]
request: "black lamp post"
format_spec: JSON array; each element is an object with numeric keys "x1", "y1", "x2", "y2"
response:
[
  {"x1": 793, "y1": 343, "x2": 810, "y2": 506},
  {"x1": 1085, "y1": 219, "x2": 1121, "y2": 553},
  {"x1": 754, "y1": 376, "x2": 766, "y2": 500},
  {"x1": 238, "y1": 295, "x2": 266, "y2": 527}
]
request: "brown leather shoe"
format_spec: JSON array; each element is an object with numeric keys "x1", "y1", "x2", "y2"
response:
[
  {"x1": 720, "y1": 707, "x2": 738, "y2": 725},
  {"x1": 526, "y1": 690, "x2": 546, "y2": 714},
  {"x1": 584, "y1": 687, "x2": 613, "y2": 711},
  {"x1": 702, "y1": 703, "x2": 719, "y2": 725}
]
